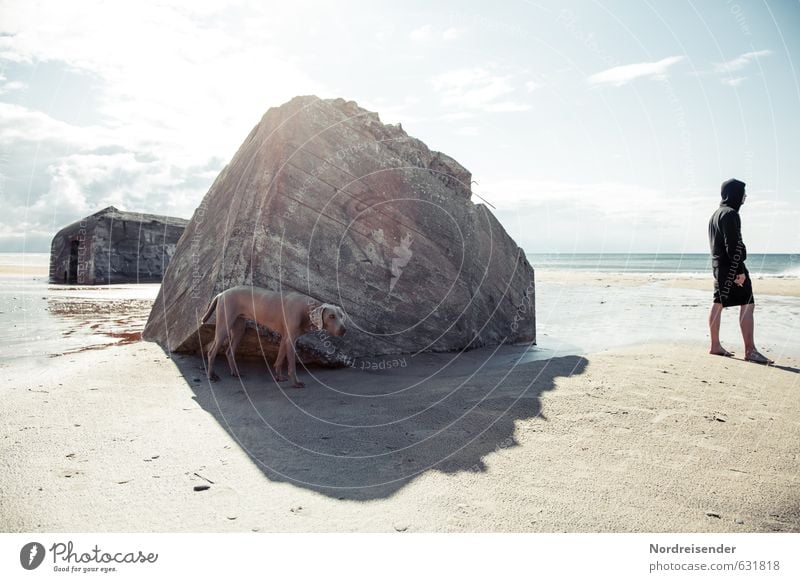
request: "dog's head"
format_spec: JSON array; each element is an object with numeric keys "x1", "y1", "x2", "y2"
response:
[{"x1": 310, "y1": 303, "x2": 347, "y2": 336}]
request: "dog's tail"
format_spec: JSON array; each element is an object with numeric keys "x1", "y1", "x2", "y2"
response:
[{"x1": 200, "y1": 294, "x2": 220, "y2": 324}]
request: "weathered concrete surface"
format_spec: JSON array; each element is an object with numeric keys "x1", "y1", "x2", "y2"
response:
[
  {"x1": 49, "y1": 206, "x2": 188, "y2": 285},
  {"x1": 143, "y1": 96, "x2": 535, "y2": 365}
]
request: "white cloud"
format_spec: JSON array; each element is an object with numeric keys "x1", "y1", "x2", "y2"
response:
[
  {"x1": 441, "y1": 111, "x2": 474, "y2": 122},
  {"x1": 432, "y1": 67, "x2": 530, "y2": 113},
  {"x1": 588, "y1": 56, "x2": 685, "y2": 87},
  {"x1": 713, "y1": 50, "x2": 771, "y2": 73},
  {"x1": 475, "y1": 179, "x2": 723, "y2": 253},
  {"x1": 359, "y1": 96, "x2": 425, "y2": 125},
  {"x1": 0, "y1": 0, "x2": 328, "y2": 250},
  {"x1": 709, "y1": 50, "x2": 771, "y2": 86},
  {"x1": 0, "y1": 70, "x2": 27, "y2": 94},
  {"x1": 0, "y1": 0, "x2": 326, "y2": 160},
  {"x1": 0, "y1": 80, "x2": 27, "y2": 92},
  {"x1": 475, "y1": 178, "x2": 708, "y2": 219},
  {"x1": 29, "y1": 151, "x2": 208, "y2": 221},
  {"x1": 442, "y1": 27, "x2": 464, "y2": 41},
  {"x1": 454, "y1": 126, "x2": 480, "y2": 136},
  {"x1": 723, "y1": 76, "x2": 747, "y2": 87},
  {"x1": 0, "y1": 102, "x2": 110, "y2": 147},
  {"x1": 409, "y1": 24, "x2": 433, "y2": 42},
  {"x1": 485, "y1": 101, "x2": 531, "y2": 112}
]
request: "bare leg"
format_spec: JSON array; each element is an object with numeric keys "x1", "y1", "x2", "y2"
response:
[
  {"x1": 739, "y1": 304, "x2": 774, "y2": 363},
  {"x1": 739, "y1": 303, "x2": 755, "y2": 355},
  {"x1": 708, "y1": 303, "x2": 733, "y2": 356}
]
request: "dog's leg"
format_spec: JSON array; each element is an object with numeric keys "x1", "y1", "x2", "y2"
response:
[
  {"x1": 207, "y1": 300, "x2": 233, "y2": 382},
  {"x1": 274, "y1": 337, "x2": 288, "y2": 382},
  {"x1": 285, "y1": 330, "x2": 304, "y2": 389},
  {"x1": 206, "y1": 335, "x2": 223, "y2": 382},
  {"x1": 225, "y1": 317, "x2": 246, "y2": 378}
]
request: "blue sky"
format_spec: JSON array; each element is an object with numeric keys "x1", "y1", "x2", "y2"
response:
[{"x1": 1, "y1": 0, "x2": 798, "y2": 253}]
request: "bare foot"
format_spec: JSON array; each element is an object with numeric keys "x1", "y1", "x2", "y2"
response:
[
  {"x1": 745, "y1": 350, "x2": 774, "y2": 365},
  {"x1": 290, "y1": 381, "x2": 305, "y2": 389},
  {"x1": 709, "y1": 347, "x2": 734, "y2": 357}
]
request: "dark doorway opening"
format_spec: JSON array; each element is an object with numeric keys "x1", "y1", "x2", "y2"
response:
[{"x1": 68, "y1": 240, "x2": 79, "y2": 284}]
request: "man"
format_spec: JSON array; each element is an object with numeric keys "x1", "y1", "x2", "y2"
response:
[{"x1": 707, "y1": 178, "x2": 773, "y2": 364}]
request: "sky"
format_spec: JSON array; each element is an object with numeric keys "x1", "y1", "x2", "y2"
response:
[{"x1": 1, "y1": 0, "x2": 798, "y2": 254}]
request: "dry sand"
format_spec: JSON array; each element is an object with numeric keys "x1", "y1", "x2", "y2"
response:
[
  {"x1": 2, "y1": 338, "x2": 798, "y2": 533},
  {"x1": 2, "y1": 261, "x2": 799, "y2": 532}
]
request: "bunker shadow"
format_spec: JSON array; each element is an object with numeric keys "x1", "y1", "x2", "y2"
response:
[{"x1": 170, "y1": 342, "x2": 588, "y2": 501}]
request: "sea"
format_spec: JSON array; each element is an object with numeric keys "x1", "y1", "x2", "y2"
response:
[
  {"x1": 527, "y1": 253, "x2": 800, "y2": 277},
  {"x1": 1, "y1": 252, "x2": 798, "y2": 361},
  {"x1": 5, "y1": 252, "x2": 799, "y2": 276}
]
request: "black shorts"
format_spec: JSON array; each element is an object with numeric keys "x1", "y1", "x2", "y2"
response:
[{"x1": 713, "y1": 266, "x2": 755, "y2": 307}]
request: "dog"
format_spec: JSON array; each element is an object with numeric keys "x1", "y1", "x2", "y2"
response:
[{"x1": 200, "y1": 285, "x2": 347, "y2": 388}]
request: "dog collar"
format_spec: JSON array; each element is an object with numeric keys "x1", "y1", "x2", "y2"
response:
[{"x1": 309, "y1": 303, "x2": 327, "y2": 331}]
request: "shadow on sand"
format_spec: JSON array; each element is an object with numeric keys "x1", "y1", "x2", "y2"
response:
[{"x1": 168, "y1": 343, "x2": 588, "y2": 501}]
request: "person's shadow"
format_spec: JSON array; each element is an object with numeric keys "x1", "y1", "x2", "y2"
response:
[
  {"x1": 170, "y1": 342, "x2": 588, "y2": 500},
  {"x1": 765, "y1": 363, "x2": 800, "y2": 374}
]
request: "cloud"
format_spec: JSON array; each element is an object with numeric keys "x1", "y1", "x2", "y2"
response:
[
  {"x1": 441, "y1": 111, "x2": 474, "y2": 122},
  {"x1": 723, "y1": 76, "x2": 747, "y2": 87},
  {"x1": 442, "y1": 27, "x2": 465, "y2": 41},
  {"x1": 0, "y1": 78, "x2": 26, "y2": 94},
  {"x1": 713, "y1": 50, "x2": 771, "y2": 73},
  {"x1": 588, "y1": 56, "x2": 685, "y2": 87},
  {"x1": 411, "y1": 24, "x2": 465, "y2": 43},
  {"x1": 358, "y1": 96, "x2": 425, "y2": 125},
  {"x1": 0, "y1": 1, "x2": 325, "y2": 159},
  {"x1": 474, "y1": 179, "x2": 711, "y2": 226},
  {"x1": 409, "y1": 24, "x2": 433, "y2": 42},
  {"x1": 485, "y1": 101, "x2": 531, "y2": 112},
  {"x1": 0, "y1": 0, "x2": 328, "y2": 250},
  {"x1": 454, "y1": 126, "x2": 479, "y2": 136},
  {"x1": 708, "y1": 50, "x2": 771, "y2": 87},
  {"x1": 474, "y1": 179, "x2": 725, "y2": 252},
  {"x1": 3, "y1": 80, "x2": 26, "y2": 90},
  {"x1": 0, "y1": 102, "x2": 110, "y2": 147},
  {"x1": 431, "y1": 67, "x2": 530, "y2": 113}
]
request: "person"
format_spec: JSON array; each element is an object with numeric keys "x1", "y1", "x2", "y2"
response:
[{"x1": 707, "y1": 178, "x2": 773, "y2": 364}]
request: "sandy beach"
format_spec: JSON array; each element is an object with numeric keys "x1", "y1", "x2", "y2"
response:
[{"x1": 2, "y1": 258, "x2": 799, "y2": 532}]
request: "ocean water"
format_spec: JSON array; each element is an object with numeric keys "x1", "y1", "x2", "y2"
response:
[
  {"x1": 3, "y1": 252, "x2": 798, "y2": 277},
  {"x1": 0, "y1": 252, "x2": 49, "y2": 268},
  {"x1": 0, "y1": 252, "x2": 798, "y2": 361},
  {"x1": 527, "y1": 253, "x2": 800, "y2": 277}
]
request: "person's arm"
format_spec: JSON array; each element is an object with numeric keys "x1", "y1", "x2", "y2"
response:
[{"x1": 720, "y1": 212, "x2": 746, "y2": 275}]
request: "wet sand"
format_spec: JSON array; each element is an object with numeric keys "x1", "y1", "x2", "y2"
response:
[
  {"x1": 536, "y1": 269, "x2": 800, "y2": 297},
  {"x1": 2, "y1": 259, "x2": 799, "y2": 532}
]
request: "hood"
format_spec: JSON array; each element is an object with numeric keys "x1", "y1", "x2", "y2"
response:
[{"x1": 720, "y1": 178, "x2": 746, "y2": 210}]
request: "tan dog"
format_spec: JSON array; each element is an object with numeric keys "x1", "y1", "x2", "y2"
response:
[{"x1": 200, "y1": 285, "x2": 347, "y2": 387}]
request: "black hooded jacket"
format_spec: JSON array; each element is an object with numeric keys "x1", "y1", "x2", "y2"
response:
[{"x1": 708, "y1": 178, "x2": 747, "y2": 275}]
